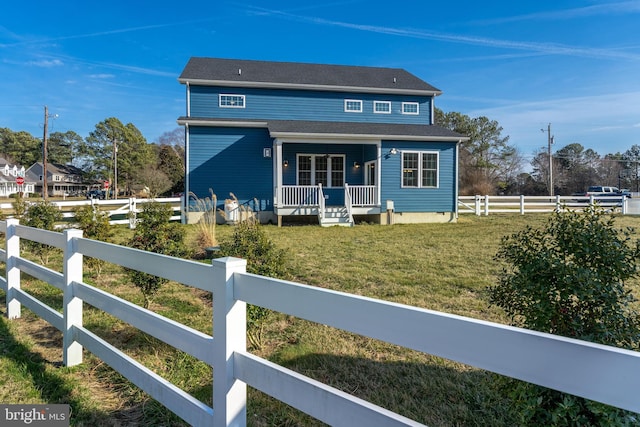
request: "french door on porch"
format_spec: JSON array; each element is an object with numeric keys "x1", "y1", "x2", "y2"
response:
[{"x1": 297, "y1": 154, "x2": 345, "y2": 188}]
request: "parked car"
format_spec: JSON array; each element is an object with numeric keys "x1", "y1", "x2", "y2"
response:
[{"x1": 86, "y1": 189, "x2": 106, "y2": 200}]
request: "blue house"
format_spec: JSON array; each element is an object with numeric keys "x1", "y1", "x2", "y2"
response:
[{"x1": 178, "y1": 57, "x2": 467, "y2": 226}]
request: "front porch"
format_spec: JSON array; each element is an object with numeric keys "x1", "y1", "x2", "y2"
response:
[{"x1": 275, "y1": 184, "x2": 380, "y2": 226}]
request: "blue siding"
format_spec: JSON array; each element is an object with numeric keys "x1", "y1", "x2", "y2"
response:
[
  {"x1": 380, "y1": 141, "x2": 457, "y2": 212},
  {"x1": 190, "y1": 86, "x2": 432, "y2": 125},
  {"x1": 188, "y1": 127, "x2": 273, "y2": 210}
]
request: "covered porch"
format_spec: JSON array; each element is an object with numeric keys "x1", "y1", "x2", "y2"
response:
[{"x1": 271, "y1": 132, "x2": 384, "y2": 226}]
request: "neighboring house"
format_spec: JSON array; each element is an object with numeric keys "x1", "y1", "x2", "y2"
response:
[
  {"x1": 0, "y1": 158, "x2": 34, "y2": 196},
  {"x1": 25, "y1": 162, "x2": 88, "y2": 197},
  {"x1": 178, "y1": 57, "x2": 467, "y2": 226}
]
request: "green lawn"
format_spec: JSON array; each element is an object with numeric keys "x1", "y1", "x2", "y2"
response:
[{"x1": 0, "y1": 214, "x2": 638, "y2": 426}]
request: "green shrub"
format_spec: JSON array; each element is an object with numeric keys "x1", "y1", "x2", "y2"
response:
[
  {"x1": 127, "y1": 201, "x2": 186, "y2": 308},
  {"x1": 218, "y1": 219, "x2": 290, "y2": 348},
  {"x1": 487, "y1": 206, "x2": 640, "y2": 425},
  {"x1": 74, "y1": 204, "x2": 113, "y2": 276},
  {"x1": 12, "y1": 192, "x2": 28, "y2": 219},
  {"x1": 22, "y1": 200, "x2": 63, "y2": 263}
]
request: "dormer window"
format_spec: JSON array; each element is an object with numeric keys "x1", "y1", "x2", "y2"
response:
[
  {"x1": 219, "y1": 94, "x2": 245, "y2": 108},
  {"x1": 344, "y1": 99, "x2": 363, "y2": 113}
]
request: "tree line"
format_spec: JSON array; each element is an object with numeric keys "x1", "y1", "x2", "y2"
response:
[
  {"x1": 435, "y1": 108, "x2": 640, "y2": 196},
  {"x1": 0, "y1": 118, "x2": 184, "y2": 197},
  {"x1": 3, "y1": 111, "x2": 639, "y2": 197}
]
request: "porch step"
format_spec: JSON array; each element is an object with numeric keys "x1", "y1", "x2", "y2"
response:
[{"x1": 319, "y1": 206, "x2": 353, "y2": 227}]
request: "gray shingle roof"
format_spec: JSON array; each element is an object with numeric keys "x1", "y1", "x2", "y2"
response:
[
  {"x1": 268, "y1": 120, "x2": 463, "y2": 140},
  {"x1": 179, "y1": 57, "x2": 441, "y2": 95},
  {"x1": 177, "y1": 117, "x2": 466, "y2": 141}
]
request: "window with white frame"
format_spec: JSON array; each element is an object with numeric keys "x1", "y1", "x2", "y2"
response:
[
  {"x1": 402, "y1": 151, "x2": 438, "y2": 188},
  {"x1": 297, "y1": 154, "x2": 345, "y2": 188},
  {"x1": 219, "y1": 94, "x2": 245, "y2": 108},
  {"x1": 402, "y1": 102, "x2": 419, "y2": 115},
  {"x1": 373, "y1": 101, "x2": 391, "y2": 114},
  {"x1": 344, "y1": 99, "x2": 363, "y2": 113}
]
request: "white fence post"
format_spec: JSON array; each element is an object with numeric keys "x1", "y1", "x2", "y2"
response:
[
  {"x1": 484, "y1": 195, "x2": 489, "y2": 216},
  {"x1": 474, "y1": 195, "x2": 481, "y2": 216},
  {"x1": 129, "y1": 197, "x2": 137, "y2": 229},
  {"x1": 212, "y1": 257, "x2": 248, "y2": 427},
  {"x1": 63, "y1": 228, "x2": 84, "y2": 366},
  {"x1": 5, "y1": 218, "x2": 20, "y2": 319},
  {"x1": 520, "y1": 195, "x2": 525, "y2": 215},
  {"x1": 555, "y1": 195, "x2": 561, "y2": 212}
]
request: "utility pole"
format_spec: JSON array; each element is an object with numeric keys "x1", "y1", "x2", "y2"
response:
[{"x1": 542, "y1": 123, "x2": 554, "y2": 196}]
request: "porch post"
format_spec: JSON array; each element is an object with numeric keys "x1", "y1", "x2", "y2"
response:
[
  {"x1": 275, "y1": 140, "x2": 283, "y2": 227},
  {"x1": 376, "y1": 143, "x2": 382, "y2": 209}
]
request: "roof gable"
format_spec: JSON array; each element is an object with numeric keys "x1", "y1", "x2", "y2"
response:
[{"x1": 179, "y1": 57, "x2": 441, "y2": 96}]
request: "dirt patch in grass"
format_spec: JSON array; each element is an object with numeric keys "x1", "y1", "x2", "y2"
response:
[{"x1": 6, "y1": 312, "x2": 147, "y2": 426}]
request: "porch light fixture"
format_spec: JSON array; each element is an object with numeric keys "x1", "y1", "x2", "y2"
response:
[
  {"x1": 283, "y1": 159, "x2": 289, "y2": 167},
  {"x1": 389, "y1": 148, "x2": 398, "y2": 155},
  {"x1": 354, "y1": 162, "x2": 361, "y2": 169}
]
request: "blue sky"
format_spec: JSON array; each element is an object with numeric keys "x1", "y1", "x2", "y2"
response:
[{"x1": 1, "y1": 1, "x2": 639, "y2": 164}]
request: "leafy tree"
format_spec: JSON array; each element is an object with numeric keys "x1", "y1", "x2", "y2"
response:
[
  {"x1": 553, "y1": 143, "x2": 601, "y2": 194},
  {"x1": 622, "y1": 145, "x2": 640, "y2": 192},
  {"x1": 127, "y1": 201, "x2": 186, "y2": 308},
  {"x1": 48, "y1": 130, "x2": 83, "y2": 165},
  {"x1": 156, "y1": 144, "x2": 184, "y2": 195},
  {"x1": 0, "y1": 129, "x2": 41, "y2": 166},
  {"x1": 81, "y1": 118, "x2": 154, "y2": 193},
  {"x1": 74, "y1": 204, "x2": 113, "y2": 276},
  {"x1": 488, "y1": 206, "x2": 640, "y2": 425},
  {"x1": 435, "y1": 108, "x2": 521, "y2": 195},
  {"x1": 22, "y1": 200, "x2": 63, "y2": 263}
]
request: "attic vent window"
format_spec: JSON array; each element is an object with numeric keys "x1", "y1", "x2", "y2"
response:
[{"x1": 219, "y1": 94, "x2": 245, "y2": 108}]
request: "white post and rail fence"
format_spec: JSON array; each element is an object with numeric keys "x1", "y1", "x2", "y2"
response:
[
  {"x1": 458, "y1": 194, "x2": 640, "y2": 216},
  {"x1": 0, "y1": 220, "x2": 639, "y2": 425}
]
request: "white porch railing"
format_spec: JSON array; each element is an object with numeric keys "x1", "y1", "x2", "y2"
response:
[
  {"x1": 348, "y1": 184, "x2": 378, "y2": 207},
  {"x1": 279, "y1": 184, "x2": 378, "y2": 208},
  {"x1": 1, "y1": 220, "x2": 639, "y2": 426},
  {"x1": 279, "y1": 185, "x2": 320, "y2": 207}
]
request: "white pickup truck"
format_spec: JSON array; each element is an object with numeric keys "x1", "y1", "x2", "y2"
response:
[{"x1": 584, "y1": 186, "x2": 632, "y2": 199}]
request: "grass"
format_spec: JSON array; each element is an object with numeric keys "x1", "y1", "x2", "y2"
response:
[{"x1": 0, "y1": 213, "x2": 638, "y2": 426}]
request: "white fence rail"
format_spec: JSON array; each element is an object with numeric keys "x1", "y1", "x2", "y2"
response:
[
  {"x1": 458, "y1": 195, "x2": 633, "y2": 216},
  {"x1": 0, "y1": 197, "x2": 182, "y2": 227},
  {"x1": 0, "y1": 221, "x2": 639, "y2": 425}
]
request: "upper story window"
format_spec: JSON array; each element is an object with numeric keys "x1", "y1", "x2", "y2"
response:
[
  {"x1": 402, "y1": 102, "x2": 419, "y2": 115},
  {"x1": 344, "y1": 99, "x2": 363, "y2": 113},
  {"x1": 219, "y1": 94, "x2": 245, "y2": 108},
  {"x1": 374, "y1": 101, "x2": 391, "y2": 114},
  {"x1": 401, "y1": 151, "x2": 439, "y2": 188}
]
